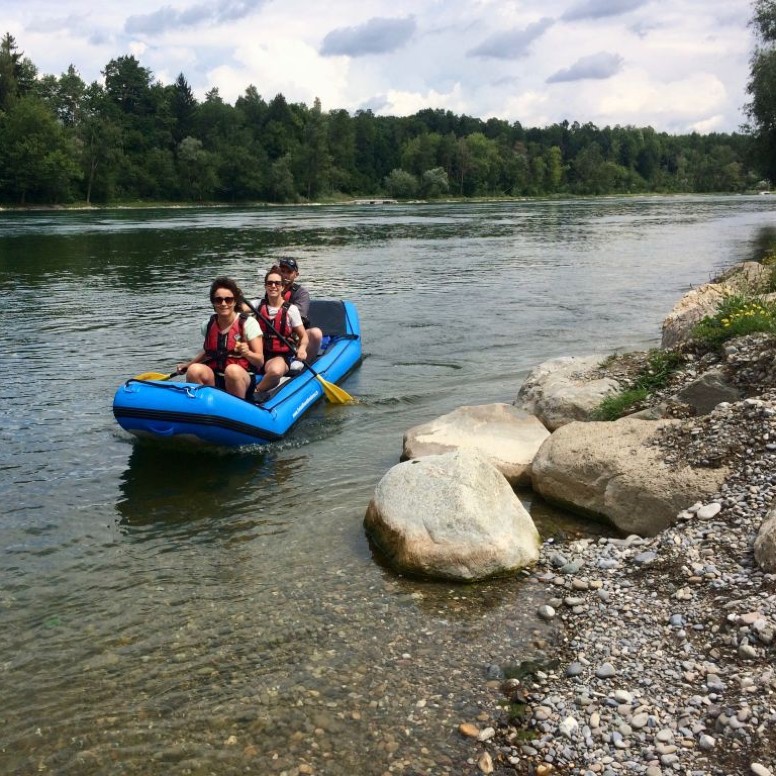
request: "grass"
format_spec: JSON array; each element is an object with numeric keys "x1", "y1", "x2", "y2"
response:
[{"x1": 593, "y1": 349, "x2": 682, "y2": 421}]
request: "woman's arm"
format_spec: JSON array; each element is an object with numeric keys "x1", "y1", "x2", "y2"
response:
[{"x1": 292, "y1": 324, "x2": 308, "y2": 362}]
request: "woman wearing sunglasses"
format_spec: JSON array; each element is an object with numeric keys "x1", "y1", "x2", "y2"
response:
[
  {"x1": 251, "y1": 267, "x2": 308, "y2": 400},
  {"x1": 177, "y1": 276, "x2": 264, "y2": 399}
]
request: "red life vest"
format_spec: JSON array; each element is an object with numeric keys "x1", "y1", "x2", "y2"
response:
[
  {"x1": 203, "y1": 314, "x2": 251, "y2": 372},
  {"x1": 257, "y1": 300, "x2": 293, "y2": 357}
]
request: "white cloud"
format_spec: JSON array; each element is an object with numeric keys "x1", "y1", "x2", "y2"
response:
[
  {"x1": 6, "y1": 0, "x2": 757, "y2": 132},
  {"x1": 380, "y1": 83, "x2": 468, "y2": 116},
  {"x1": 209, "y1": 38, "x2": 351, "y2": 108}
]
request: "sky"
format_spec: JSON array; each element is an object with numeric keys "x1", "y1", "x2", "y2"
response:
[{"x1": 4, "y1": 0, "x2": 758, "y2": 134}]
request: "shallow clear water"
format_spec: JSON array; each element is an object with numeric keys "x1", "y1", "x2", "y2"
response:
[{"x1": 1, "y1": 196, "x2": 775, "y2": 774}]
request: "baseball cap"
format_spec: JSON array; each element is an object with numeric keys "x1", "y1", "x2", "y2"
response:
[{"x1": 279, "y1": 257, "x2": 299, "y2": 271}]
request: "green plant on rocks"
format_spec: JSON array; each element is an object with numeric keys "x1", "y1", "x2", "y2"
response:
[
  {"x1": 691, "y1": 293, "x2": 776, "y2": 347},
  {"x1": 593, "y1": 348, "x2": 682, "y2": 421}
]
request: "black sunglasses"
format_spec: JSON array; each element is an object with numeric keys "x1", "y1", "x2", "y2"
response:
[
  {"x1": 213, "y1": 296, "x2": 235, "y2": 304},
  {"x1": 265, "y1": 280, "x2": 283, "y2": 286}
]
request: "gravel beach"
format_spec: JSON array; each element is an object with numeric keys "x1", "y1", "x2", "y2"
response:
[{"x1": 467, "y1": 334, "x2": 776, "y2": 776}]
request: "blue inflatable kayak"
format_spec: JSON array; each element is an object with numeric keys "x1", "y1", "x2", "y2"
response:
[{"x1": 113, "y1": 300, "x2": 361, "y2": 447}]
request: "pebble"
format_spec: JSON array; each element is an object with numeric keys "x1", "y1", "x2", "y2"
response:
[
  {"x1": 538, "y1": 604, "x2": 556, "y2": 620},
  {"x1": 474, "y1": 332, "x2": 776, "y2": 776},
  {"x1": 595, "y1": 663, "x2": 616, "y2": 679}
]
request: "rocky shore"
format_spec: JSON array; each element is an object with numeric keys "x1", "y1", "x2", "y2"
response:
[{"x1": 464, "y1": 294, "x2": 776, "y2": 773}]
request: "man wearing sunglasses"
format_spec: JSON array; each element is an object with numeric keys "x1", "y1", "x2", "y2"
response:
[{"x1": 276, "y1": 257, "x2": 324, "y2": 362}]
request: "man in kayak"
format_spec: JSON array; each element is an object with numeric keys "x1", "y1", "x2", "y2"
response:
[{"x1": 276, "y1": 257, "x2": 324, "y2": 362}]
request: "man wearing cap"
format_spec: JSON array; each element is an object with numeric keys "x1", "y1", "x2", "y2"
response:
[{"x1": 277, "y1": 257, "x2": 323, "y2": 362}]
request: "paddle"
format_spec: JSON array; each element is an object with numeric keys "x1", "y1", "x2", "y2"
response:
[
  {"x1": 133, "y1": 370, "x2": 178, "y2": 381},
  {"x1": 242, "y1": 298, "x2": 355, "y2": 404}
]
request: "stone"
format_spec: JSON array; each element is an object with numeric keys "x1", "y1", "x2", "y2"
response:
[
  {"x1": 754, "y1": 504, "x2": 776, "y2": 573},
  {"x1": 674, "y1": 370, "x2": 742, "y2": 415},
  {"x1": 478, "y1": 751, "x2": 494, "y2": 774},
  {"x1": 515, "y1": 354, "x2": 623, "y2": 431},
  {"x1": 531, "y1": 418, "x2": 728, "y2": 536},
  {"x1": 537, "y1": 604, "x2": 556, "y2": 620},
  {"x1": 697, "y1": 502, "x2": 722, "y2": 520},
  {"x1": 402, "y1": 403, "x2": 550, "y2": 486},
  {"x1": 363, "y1": 448, "x2": 540, "y2": 580},
  {"x1": 596, "y1": 663, "x2": 616, "y2": 679}
]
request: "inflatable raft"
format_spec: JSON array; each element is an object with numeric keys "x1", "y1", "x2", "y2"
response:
[{"x1": 113, "y1": 300, "x2": 361, "y2": 447}]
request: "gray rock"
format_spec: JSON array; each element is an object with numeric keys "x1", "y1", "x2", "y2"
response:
[
  {"x1": 674, "y1": 370, "x2": 742, "y2": 415},
  {"x1": 402, "y1": 403, "x2": 550, "y2": 487},
  {"x1": 754, "y1": 504, "x2": 776, "y2": 572},
  {"x1": 515, "y1": 354, "x2": 622, "y2": 431},
  {"x1": 363, "y1": 448, "x2": 540, "y2": 581},
  {"x1": 531, "y1": 418, "x2": 728, "y2": 536}
]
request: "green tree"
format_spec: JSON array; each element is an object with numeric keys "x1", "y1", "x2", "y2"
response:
[
  {"x1": 747, "y1": 0, "x2": 776, "y2": 181},
  {"x1": 177, "y1": 136, "x2": 217, "y2": 199},
  {"x1": 545, "y1": 145, "x2": 564, "y2": 192},
  {"x1": 384, "y1": 168, "x2": 418, "y2": 198},
  {"x1": 169, "y1": 73, "x2": 197, "y2": 145},
  {"x1": 419, "y1": 166, "x2": 449, "y2": 198},
  {"x1": 293, "y1": 97, "x2": 331, "y2": 199},
  {"x1": 269, "y1": 155, "x2": 297, "y2": 202},
  {"x1": 78, "y1": 83, "x2": 122, "y2": 204},
  {"x1": 0, "y1": 33, "x2": 28, "y2": 110},
  {"x1": 0, "y1": 96, "x2": 81, "y2": 203},
  {"x1": 327, "y1": 108, "x2": 356, "y2": 193}
]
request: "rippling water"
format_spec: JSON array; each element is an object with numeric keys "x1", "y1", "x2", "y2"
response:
[{"x1": 2, "y1": 196, "x2": 775, "y2": 774}]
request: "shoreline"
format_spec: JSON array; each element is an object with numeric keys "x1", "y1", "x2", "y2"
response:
[
  {"x1": 464, "y1": 278, "x2": 776, "y2": 774},
  {"x1": 0, "y1": 192, "x2": 767, "y2": 215}
]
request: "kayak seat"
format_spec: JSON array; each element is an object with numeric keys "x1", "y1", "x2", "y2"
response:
[{"x1": 308, "y1": 299, "x2": 349, "y2": 337}]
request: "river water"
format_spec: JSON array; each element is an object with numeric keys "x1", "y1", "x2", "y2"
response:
[{"x1": 1, "y1": 196, "x2": 775, "y2": 775}]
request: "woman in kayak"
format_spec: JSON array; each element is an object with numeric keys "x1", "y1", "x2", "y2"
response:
[
  {"x1": 177, "y1": 276, "x2": 264, "y2": 399},
  {"x1": 252, "y1": 267, "x2": 308, "y2": 400}
]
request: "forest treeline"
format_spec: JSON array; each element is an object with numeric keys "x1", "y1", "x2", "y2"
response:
[{"x1": 0, "y1": 32, "x2": 765, "y2": 206}]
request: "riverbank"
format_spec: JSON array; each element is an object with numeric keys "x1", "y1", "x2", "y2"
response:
[{"x1": 465, "y1": 313, "x2": 776, "y2": 772}]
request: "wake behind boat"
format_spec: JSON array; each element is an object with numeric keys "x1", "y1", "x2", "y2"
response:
[{"x1": 113, "y1": 300, "x2": 361, "y2": 447}]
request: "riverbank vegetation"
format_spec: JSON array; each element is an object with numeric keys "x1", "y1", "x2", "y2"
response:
[{"x1": 0, "y1": 26, "x2": 771, "y2": 207}]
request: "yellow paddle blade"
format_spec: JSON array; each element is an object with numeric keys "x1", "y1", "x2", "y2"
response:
[
  {"x1": 316, "y1": 374, "x2": 355, "y2": 404},
  {"x1": 133, "y1": 371, "x2": 175, "y2": 381}
]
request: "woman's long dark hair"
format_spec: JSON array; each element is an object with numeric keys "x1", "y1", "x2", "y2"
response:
[{"x1": 209, "y1": 276, "x2": 243, "y2": 304}]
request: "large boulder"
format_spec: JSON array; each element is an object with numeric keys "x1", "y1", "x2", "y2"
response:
[
  {"x1": 364, "y1": 448, "x2": 540, "y2": 581},
  {"x1": 661, "y1": 262, "x2": 772, "y2": 349},
  {"x1": 402, "y1": 403, "x2": 550, "y2": 487},
  {"x1": 515, "y1": 354, "x2": 622, "y2": 431},
  {"x1": 531, "y1": 417, "x2": 728, "y2": 537},
  {"x1": 754, "y1": 505, "x2": 776, "y2": 573}
]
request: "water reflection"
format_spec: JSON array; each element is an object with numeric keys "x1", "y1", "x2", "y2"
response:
[{"x1": 117, "y1": 442, "x2": 303, "y2": 540}]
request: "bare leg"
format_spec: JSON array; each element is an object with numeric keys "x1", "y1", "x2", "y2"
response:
[
  {"x1": 186, "y1": 363, "x2": 216, "y2": 386},
  {"x1": 254, "y1": 356, "x2": 289, "y2": 393},
  {"x1": 306, "y1": 327, "x2": 323, "y2": 361},
  {"x1": 223, "y1": 363, "x2": 253, "y2": 399}
]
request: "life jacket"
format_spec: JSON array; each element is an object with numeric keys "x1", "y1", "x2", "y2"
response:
[
  {"x1": 257, "y1": 299, "x2": 293, "y2": 357},
  {"x1": 203, "y1": 313, "x2": 251, "y2": 372}
]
